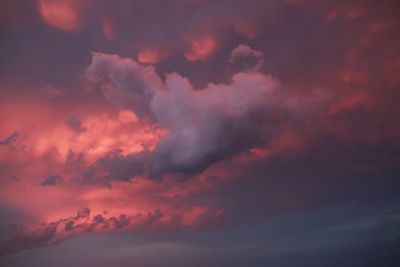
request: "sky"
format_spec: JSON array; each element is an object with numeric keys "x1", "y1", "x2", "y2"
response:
[{"x1": 0, "y1": 0, "x2": 400, "y2": 266}]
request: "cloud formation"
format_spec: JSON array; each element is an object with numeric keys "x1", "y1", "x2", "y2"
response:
[
  {"x1": 1, "y1": 1, "x2": 400, "y2": 263},
  {"x1": 0, "y1": 207, "x2": 130, "y2": 255},
  {"x1": 0, "y1": 203, "x2": 225, "y2": 255},
  {"x1": 230, "y1": 44, "x2": 265, "y2": 71},
  {"x1": 38, "y1": 0, "x2": 85, "y2": 32},
  {"x1": 40, "y1": 175, "x2": 63, "y2": 186},
  {"x1": 0, "y1": 132, "x2": 19, "y2": 146},
  {"x1": 85, "y1": 47, "x2": 286, "y2": 179}
]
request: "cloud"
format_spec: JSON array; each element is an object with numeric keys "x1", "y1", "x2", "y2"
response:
[
  {"x1": 81, "y1": 150, "x2": 151, "y2": 186},
  {"x1": 64, "y1": 220, "x2": 75, "y2": 231},
  {"x1": 40, "y1": 175, "x2": 63, "y2": 186},
  {"x1": 150, "y1": 71, "x2": 280, "y2": 175},
  {"x1": 231, "y1": 44, "x2": 264, "y2": 62},
  {"x1": 0, "y1": 203, "x2": 224, "y2": 255},
  {"x1": 184, "y1": 36, "x2": 218, "y2": 61},
  {"x1": 76, "y1": 207, "x2": 90, "y2": 219},
  {"x1": 65, "y1": 114, "x2": 85, "y2": 132},
  {"x1": 38, "y1": 0, "x2": 81, "y2": 32},
  {"x1": 138, "y1": 48, "x2": 171, "y2": 64},
  {"x1": 0, "y1": 222, "x2": 59, "y2": 255},
  {"x1": 0, "y1": 132, "x2": 19, "y2": 146},
  {"x1": 230, "y1": 44, "x2": 265, "y2": 71},
  {"x1": 86, "y1": 53, "x2": 165, "y2": 119},
  {"x1": 1, "y1": 2, "x2": 400, "y2": 262},
  {"x1": 0, "y1": 207, "x2": 129, "y2": 255},
  {"x1": 85, "y1": 49, "x2": 284, "y2": 180}
]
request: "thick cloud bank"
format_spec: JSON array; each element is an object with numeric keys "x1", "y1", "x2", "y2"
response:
[{"x1": 86, "y1": 49, "x2": 282, "y2": 179}]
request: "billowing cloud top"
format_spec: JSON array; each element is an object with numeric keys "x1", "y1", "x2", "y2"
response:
[{"x1": 85, "y1": 52, "x2": 283, "y2": 177}]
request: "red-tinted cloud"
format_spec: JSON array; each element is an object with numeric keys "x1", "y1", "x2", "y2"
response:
[
  {"x1": 38, "y1": 0, "x2": 83, "y2": 32},
  {"x1": 1, "y1": 0, "x2": 400, "y2": 260}
]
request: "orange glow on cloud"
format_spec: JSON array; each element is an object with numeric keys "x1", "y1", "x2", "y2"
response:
[
  {"x1": 72, "y1": 110, "x2": 164, "y2": 162},
  {"x1": 180, "y1": 206, "x2": 209, "y2": 226},
  {"x1": 236, "y1": 130, "x2": 305, "y2": 163},
  {"x1": 0, "y1": 96, "x2": 220, "y2": 228},
  {"x1": 38, "y1": 0, "x2": 80, "y2": 32},
  {"x1": 0, "y1": 169, "x2": 223, "y2": 226},
  {"x1": 138, "y1": 49, "x2": 170, "y2": 64},
  {"x1": 329, "y1": 92, "x2": 373, "y2": 115},
  {"x1": 0, "y1": 98, "x2": 163, "y2": 165},
  {"x1": 184, "y1": 36, "x2": 218, "y2": 61},
  {"x1": 2, "y1": 0, "x2": 400, "y2": 257}
]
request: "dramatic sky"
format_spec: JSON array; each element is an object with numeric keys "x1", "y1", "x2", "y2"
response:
[{"x1": 1, "y1": 0, "x2": 400, "y2": 266}]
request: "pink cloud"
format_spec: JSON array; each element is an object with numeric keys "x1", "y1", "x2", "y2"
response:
[
  {"x1": 138, "y1": 48, "x2": 172, "y2": 64},
  {"x1": 38, "y1": 0, "x2": 83, "y2": 32},
  {"x1": 184, "y1": 35, "x2": 218, "y2": 61}
]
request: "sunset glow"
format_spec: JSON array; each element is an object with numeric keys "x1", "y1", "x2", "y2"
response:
[{"x1": 0, "y1": 1, "x2": 399, "y2": 266}]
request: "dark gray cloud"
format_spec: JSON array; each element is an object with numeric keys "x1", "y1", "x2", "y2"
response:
[
  {"x1": 0, "y1": 207, "x2": 133, "y2": 255},
  {"x1": 0, "y1": 132, "x2": 19, "y2": 146},
  {"x1": 76, "y1": 207, "x2": 91, "y2": 219},
  {"x1": 64, "y1": 220, "x2": 75, "y2": 231},
  {"x1": 66, "y1": 114, "x2": 85, "y2": 132},
  {"x1": 2, "y1": 203, "x2": 399, "y2": 266},
  {"x1": 39, "y1": 175, "x2": 63, "y2": 186},
  {"x1": 0, "y1": 222, "x2": 59, "y2": 256},
  {"x1": 81, "y1": 150, "x2": 151, "y2": 186}
]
